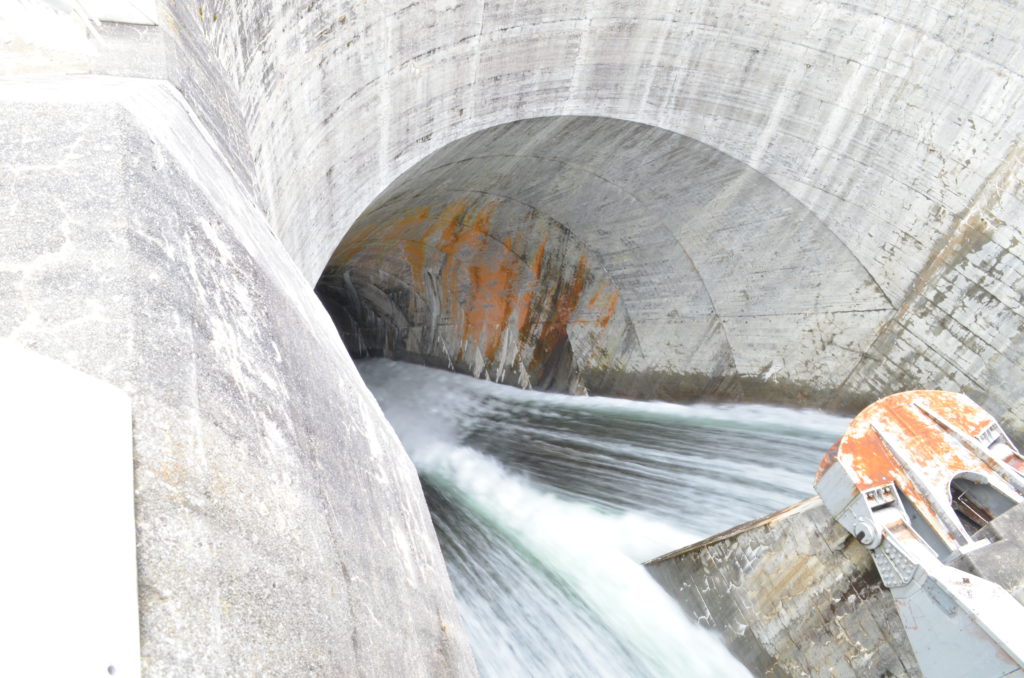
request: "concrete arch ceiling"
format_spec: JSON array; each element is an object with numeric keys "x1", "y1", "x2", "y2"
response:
[
  {"x1": 185, "y1": 0, "x2": 1024, "y2": 421},
  {"x1": 198, "y1": 0, "x2": 1023, "y2": 291},
  {"x1": 318, "y1": 116, "x2": 892, "y2": 405}
]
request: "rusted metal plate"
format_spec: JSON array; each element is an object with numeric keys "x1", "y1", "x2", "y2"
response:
[
  {"x1": 817, "y1": 390, "x2": 1023, "y2": 551},
  {"x1": 815, "y1": 390, "x2": 1024, "y2": 678}
]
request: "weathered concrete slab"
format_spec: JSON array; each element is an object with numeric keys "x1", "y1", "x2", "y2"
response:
[
  {"x1": 645, "y1": 498, "x2": 922, "y2": 678},
  {"x1": 0, "y1": 76, "x2": 476, "y2": 676}
]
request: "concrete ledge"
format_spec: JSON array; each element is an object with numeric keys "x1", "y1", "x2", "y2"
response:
[{"x1": 645, "y1": 497, "x2": 922, "y2": 677}]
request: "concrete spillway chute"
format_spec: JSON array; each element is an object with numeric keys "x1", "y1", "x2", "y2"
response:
[{"x1": 646, "y1": 392, "x2": 1024, "y2": 677}]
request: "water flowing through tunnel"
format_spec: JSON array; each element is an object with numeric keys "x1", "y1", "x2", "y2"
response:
[
  {"x1": 315, "y1": 116, "x2": 876, "y2": 673},
  {"x1": 354, "y1": 358, "x2": 851, "y2": 676},
  {"x1": 8, "y1": 1, "x2": 1024, "y2": 675}
]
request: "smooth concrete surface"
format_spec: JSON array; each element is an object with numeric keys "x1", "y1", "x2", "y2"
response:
[
  {"x1": 645, "y1": 498, "x2": 923, "y2": 678},
  {"x1": 1, "y1": 340, "x2": 140, "y2": 678},
  {"x1": 0, "y1": 45, "x2": 476, "y2": 678}
]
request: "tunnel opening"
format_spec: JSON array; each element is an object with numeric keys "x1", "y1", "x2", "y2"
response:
[
  {"x1": 315, "y1": 115, "x2": 892, "y2": 411},
  {"x1": 311, "y1": 115, "x2": 894, "y2": 676},
  {"x1": 316, "y1": 196, "x2": 598, "y2": 393}
]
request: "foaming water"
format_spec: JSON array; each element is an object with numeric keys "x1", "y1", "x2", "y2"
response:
[{"x1": 358, "y1": 359, "x2": 851, "y2": 677}]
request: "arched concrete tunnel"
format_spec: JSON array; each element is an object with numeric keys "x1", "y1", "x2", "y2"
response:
[
  {"x1": 230, "y1": 0, "x2": 1024, "y2": 432},
  {"x1": 4, "y1": 0, "x2": 1024, "y2": 675},
  {"x1": 315, "y1": 97, "x2": 1024, "y2": 427},
  {"x1": 316, "y1": 116, "x2": 893, "y2": 409}
]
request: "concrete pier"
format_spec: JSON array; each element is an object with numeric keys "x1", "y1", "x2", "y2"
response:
[{"x1": 646, "y1": 498, "x2": 922, "y2": 677}]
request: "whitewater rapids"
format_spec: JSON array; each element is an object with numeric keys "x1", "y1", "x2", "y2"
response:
[{"x1": 358, "y1": 359, "x2": 850, "y2": 677}]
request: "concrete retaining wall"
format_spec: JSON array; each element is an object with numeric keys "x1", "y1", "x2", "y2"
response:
[
  {"x1": 1, "y1": 9, "x2": 475, "y2": 676},
  {"x1": 645, "y1": 498, "x2": 923, "y2": 677}
]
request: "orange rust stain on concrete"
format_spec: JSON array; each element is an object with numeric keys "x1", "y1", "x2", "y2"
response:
[
  {"x1": 415, "y1": 200, "x2": 534, "y2": 363},
  {"x1": 532, "y1": 241, "x2": 547, "y2": 278},
  {"x1": 585, "y1": 280, "x2": 607, "y2": 309},
  {"x1": 597, "y1": 291, "x2": 620, "y2": 329},
  {"x1": 463, "y1": 256, "x2": 518, "y2": 361},
  {"x1": 581, "y1": 281, "x2": 620, "y2": 331},
  {"x1": 437, "y1": 201, "x2": 470, "y2": 245},
  {"x1": 332, "y1": 206, "x2": 435, "y2": 268},
  {"x1": 515, "y1": 290, "x2": 536, "y2": 340},
  {"x1": 332, "y1": 225, "x2": 377, "y2": 266},
  {"x1": 468, "y1": 201, "x2": 498, "y2": 235},
  {"x1": 336, "y1": 199, "x2": 627, "y2": 378},
  {"x1": 528, "y1": 255, "x2": 590, "y2": 371},
  {"x1": 558, "y1": 256, "x2": 589, "y2": 326},
  {"x1": 512, "y1": 242, "x2": 547, "y2": 340},
  {"x1": 404, "y1": 239, "x2": 428, "y2": 285},
  {"x1": 395, "y1": 206, "x2": 432, "y2": 231}
]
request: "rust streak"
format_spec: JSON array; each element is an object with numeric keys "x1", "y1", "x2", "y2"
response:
[
  {"x1": 530, "y1": 255, "x2": 589, "y2": 372},
  {"x1": 598, "y1": 291, "x2": 619, "y2": 329}
]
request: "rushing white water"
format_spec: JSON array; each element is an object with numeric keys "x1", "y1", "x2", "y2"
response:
[{"x1": 358, "y1": 359, "x2": 851, "y2": 677}]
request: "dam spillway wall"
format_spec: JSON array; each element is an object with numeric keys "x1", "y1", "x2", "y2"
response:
[
  {"x1": 2, "y1": 6, "x2": 475, "y2": 676},
  {"x1": 288, "y1": 0, "x2": 1024, "y2": 432},
  {"x1": 3, "y1": 0, "x2": 1024, "y2": 672}
]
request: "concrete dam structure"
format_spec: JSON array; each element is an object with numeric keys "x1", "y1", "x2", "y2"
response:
[{"x1": 3, "y1": 0, "x2": 1024, "y2": 674}]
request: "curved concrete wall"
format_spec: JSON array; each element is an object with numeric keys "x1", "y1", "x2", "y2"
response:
[
  {"x1": 318, "y1": 116, "x2": 893, "y2": 406},
  {"x1": 3, "y1": 5, "x2": 477, "y2": 676},
  {"x1": 226, "y1": 0, "x2": 1024, "y2": 427}
]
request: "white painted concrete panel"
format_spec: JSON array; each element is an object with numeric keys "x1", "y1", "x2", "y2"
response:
[
  {"x1": 79, "y1": 0, "x2": 157, "y2": 25},
  {"x1": 0, "y1": 340, "x2": 140, "y2": 678}
]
